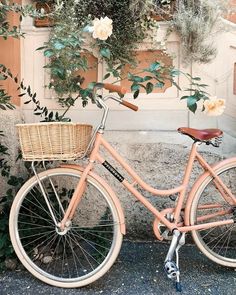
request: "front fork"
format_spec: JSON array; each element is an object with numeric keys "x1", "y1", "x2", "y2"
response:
[
  {"x1": 31, "y1": 162, "x2": 60, "y2": 227},
  {"x1": 31, "y1": 162, "x2": 87, "y2": 231}
]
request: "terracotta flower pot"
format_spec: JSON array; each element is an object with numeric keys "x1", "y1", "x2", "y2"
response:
[
  {"x1": 34, "y1": 2, "x2": 54, "y2": 28},
  {"x1": 151, "y1": 1, "x2": 176, "y2": 21}
]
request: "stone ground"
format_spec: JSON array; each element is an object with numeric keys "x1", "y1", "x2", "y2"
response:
[{"x1": 1, "y1": 240, "x2": 236, "y2": 295}]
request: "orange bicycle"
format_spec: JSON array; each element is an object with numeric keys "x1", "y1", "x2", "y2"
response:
[{"x1": 9, "y1": 83, "x2": 236, "y2": 291}]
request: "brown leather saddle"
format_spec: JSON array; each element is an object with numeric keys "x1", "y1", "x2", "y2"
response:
[{"x1": 178, "y1": 127, "x2": 223, "y2": 142}]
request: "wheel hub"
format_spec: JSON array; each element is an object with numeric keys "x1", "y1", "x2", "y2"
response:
[{"x1": 56, "y1": 221, "x2": 72, "y2": 235}]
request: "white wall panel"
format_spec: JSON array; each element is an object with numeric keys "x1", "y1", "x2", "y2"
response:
[{"x1": 20, "y1": 4, "x2": 236, "y2": 133}]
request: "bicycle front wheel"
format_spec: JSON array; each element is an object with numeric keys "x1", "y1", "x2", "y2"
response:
[
  {"x1": 190, "y1": 161, "x2": 236, "y2": 267},
  {"x1": 9, "y1": 168, "x2": 123, "y2": 288}
]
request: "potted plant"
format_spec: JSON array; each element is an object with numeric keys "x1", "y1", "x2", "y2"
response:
[
  {"x1": 170, "y1": 0, "x2": 230, "y2": 64},
  {"x1": 33, "y1": 0, "x2": 55, "y2": 27},
  {"x1": 152, "y1": 0, "x2": 176, "y2": 21}
]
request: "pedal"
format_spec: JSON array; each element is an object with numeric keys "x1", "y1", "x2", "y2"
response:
[{"x1": 164, "y1": 260, "x2": 179, "y2": 280}]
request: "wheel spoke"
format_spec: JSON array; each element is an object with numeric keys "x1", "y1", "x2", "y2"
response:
[
  {"x1": 10, "y1": 169, "x2": 122, "y2": 286},
  {"x1": 191, "y1": 164, "x2": 236, "y2": 266},
  {"x1": 76, "y1": 228, "x2": 113, "y2": 242},
  {"x1": 69, "y1": 230, "x2": 97, "y2": 270}
]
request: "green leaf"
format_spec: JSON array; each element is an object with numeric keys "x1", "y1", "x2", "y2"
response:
[
  {"x1": 180, "y1": 96, "x2": 189, "y2": 100},
  {"x1": 7, "y1": 176, "x2": 22, "y2": 186},
  {"x1": 103, "y1": 73, "x2": 110, "y2": 80},
  {"x1": 44, "y1": 49, "x2": 54, "y2": 58},
  {"x1": 188, "y1": 103, "x2": 197, "y2": 113},
  {"x1": 149, "y1": 62, "x2": 160, "y2": 72},
  {"x1": 187, "y1": 96, "x2": 198, "y2": 113},
  {"x1": 143, "y1": 76, "x2": 153, "y2": 82},
  {"x1": 131, "y1": 83, "x2": 140, "y2": 92},
  {"x1": 51, "y1": 68, "x2": 66, "y2": 80},
  {"x1": 187, "y1": 96, "x2": 197, "y2": 106},
  {"x1": 0, "y1": 74, "x2": 6, "y2": 80},
  {"x1": 87, "y1": 82, "x2": 97, "y2": 90},
  {"x1": 172, "y1": 81, "x2": 181, "y2": 91},
  {"x1": 191, "y1": 77, "x2": 201, "y2": 81},
  {"x1": 0, "y1": 235, "x2": 7, "y2": 249},
  {"x1": 36, "y1": 46, "x2": 47, "y2": 51},
  {"x1": 80, "y1": 88, "x2": 91, "y2": 98},
  {"x1": 32, "y1": 93, "x2": 37, "y2": 102},
  {"x1": 112, "y1": 69, "x2": 120, "y2": 78},
  {"x1": 0, "y1": 105, "x2": 6, "y2": 110},
  {"x1": 27, "y1": 86, "x2": 31, "y2": 96},
  {"x1": 171, "y1": 69, "x2": 180, "y2": 76},
  {"x1": 127, "y1": 72, "x2": 134, "y2": 80},
  {"x1": 133, "y1": 90, "x2": 139, "y2": 99},
  {"x1": 129, "y1": 75, "x2": 143, "y2": 83},
  {"x1": 146, "y1": 82, "x2": 153, "y2": 94},
  {"x1": 155, "y1": 82, "x2": 164, "y2": 88},
  {"x1": 100, "y1": 48, "x2": 111, "y2": 59},
  {"x1": 54, "y1": 41, "x2": 65, "y2": 50},
  {"x1": 48, "y1": 111, "x2": 53, "y2": 118},
  {"x1": 116, "y1": 64, "x2": 123, "y2": 71}
]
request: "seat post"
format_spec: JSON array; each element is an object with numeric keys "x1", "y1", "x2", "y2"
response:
[
  {"x1": 182, "y1": 142, "x2": 199, "y2": 186},
  {"x1": 174, "y1": 142, "x2": 199, "y2": 221}
]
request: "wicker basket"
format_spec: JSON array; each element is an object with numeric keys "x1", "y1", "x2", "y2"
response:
[{"x1": 17, "y1": 122, "x2": 93, "y2": 161}]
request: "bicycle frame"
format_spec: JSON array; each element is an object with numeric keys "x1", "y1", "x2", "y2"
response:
[{"x1": 58, "y1": 130, "x2": 236, "y2": 237}]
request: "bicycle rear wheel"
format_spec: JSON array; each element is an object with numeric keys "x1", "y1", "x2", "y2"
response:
[
  {"x1": 190, "y1": 161, "x2": 236, "y2": 267},
  {"x1": 9, "y1": 168, "x2": 123, "y2": 288}
]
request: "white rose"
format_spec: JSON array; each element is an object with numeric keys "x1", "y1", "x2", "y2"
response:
[
  {"x1": 203, "y1": 96, "x2": 226, "y2": 116},
  {"x1": 92, "y1": 16, "x2": 113, "y2": 41}
]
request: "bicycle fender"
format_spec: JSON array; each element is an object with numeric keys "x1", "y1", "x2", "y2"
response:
[
  {"x1": 184, "y1": 157, "x2": 236, "y2": 226},
  {"x1": 60, "y1": 164, "x2": 126, "y2": 235}
]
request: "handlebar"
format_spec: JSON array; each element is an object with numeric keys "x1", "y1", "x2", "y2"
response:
[
  {"x1": 120, "y1": 100, "x2": 139, "y2": 112},
  {"x1": 103, "y1": 83, "x2": 127, "y2": 95},
  {"x1": 93, "y1": 83, "x2": 138, "y2": 112}
]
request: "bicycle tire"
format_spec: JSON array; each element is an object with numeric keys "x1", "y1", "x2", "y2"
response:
[
  {"x1": 9, "y1": 167, "x2": 123, "y2": 288},
  {"x1": 190, "y1": 160, "x2": 236, "y2": 267}
]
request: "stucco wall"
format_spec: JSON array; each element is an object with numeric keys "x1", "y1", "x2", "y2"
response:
[
  {"x1": 19, "y1": 16, "x2": 236, "y2": 134},
  {"x1": 0, "y1": 2, "x2": 235, "y2": 239},
  {"x1": 0, "y1": 109, "x2": 22, "y2": 198}
]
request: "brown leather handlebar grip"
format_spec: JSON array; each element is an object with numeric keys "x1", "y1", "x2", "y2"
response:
[
  {"x1": 103, "y1": 83, "x2": 127, "y2": 95},
  {"x1": 121, "y1": 100, "x2": 138, "y2": 112}
]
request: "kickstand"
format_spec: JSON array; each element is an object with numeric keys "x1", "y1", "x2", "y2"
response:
[
  {"x1": 175, "y1": 233, "x2": 185, "y2": 292},
  {"x1": 164, "y1": 230, "x2": 185, "y2": 292}
]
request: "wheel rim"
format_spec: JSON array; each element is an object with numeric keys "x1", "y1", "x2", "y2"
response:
[
  {"x1": 192, "y1": 165, "x2": 236, "y2": 265},
  {"x1": 13, "y1": 171, "x2": 120, "y2": 282}
]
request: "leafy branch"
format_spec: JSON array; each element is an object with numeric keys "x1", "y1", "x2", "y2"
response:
[
  {"x1": 0, "y1": 64, "x2": 72, "y2": 122},
  {"x1": 0, "y1": 0, "x2": 50, "y2": 39},
  {"x1": 180, "y1": 73, "x2": 209, "y2": 113},
  {"x1": 103, "y1": 61, "x2": 210, "y2": 113}
]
